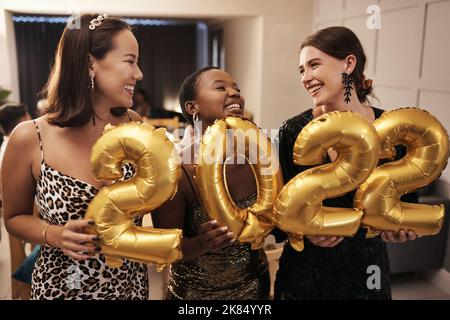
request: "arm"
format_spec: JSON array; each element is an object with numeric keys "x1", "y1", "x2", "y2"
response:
[
  {"x1": 152, "y1": 168, "x2": 233, "y2": 261},
  {"x1": 2, "y1": 121, "x2": 98, "y2": 259}
]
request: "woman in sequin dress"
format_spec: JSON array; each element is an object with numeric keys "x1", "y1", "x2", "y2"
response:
[{"x1": 152, "y1": 67, "x2": 270, "y2": 300}]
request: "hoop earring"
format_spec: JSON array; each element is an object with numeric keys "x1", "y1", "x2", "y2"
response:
[
  {"x1": 193, "y1": 112, "x2": 199, "y2": 123},
  {"x1": 342, "y1": 73, "x2": 354, "y2": 104},
  {"x1": 90, "y1": 76, "x2": 95, "y2": 92}
]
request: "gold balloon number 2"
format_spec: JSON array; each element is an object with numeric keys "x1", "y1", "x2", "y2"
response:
[
  {"x1": 85, "y1": 122, "x2": 183, "y2": 270},
  {"x1": 275, "y1": 108, "x2": 449, "y2": 252},
  {"x1": 355, "y1": 108, "x2": 449, "y2": 238},
  {"x1": 274, "y1": 111, "x2": 380, "y2": 251}
]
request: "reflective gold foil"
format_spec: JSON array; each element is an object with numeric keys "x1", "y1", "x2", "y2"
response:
[
  {"x1": 195, "y1": 116, "x2": 283, "y2": 248},
  {"x1": 355, "y1": 107, "x2": 449, "y2": 237},
  {"x1": 85, "y1": 122, "x2": 182, "y2": 269},
  {"x1": 274, "y1": 111, "x2": 380, "y2": 251}
]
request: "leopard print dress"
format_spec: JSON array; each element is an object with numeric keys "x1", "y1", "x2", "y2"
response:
[{"x1": 31, "y1": 120, "x2": 149, "y2": 300}]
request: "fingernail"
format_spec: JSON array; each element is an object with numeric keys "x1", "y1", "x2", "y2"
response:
[
  {"x1": 88, "y1": 220, "x2": 95, "y2": 226},
  {"x1": 230, "y1": 238, "x2": 236, "y2": 243},
  {"x1": 93, "y1": 236, "x2": 99, "y2": 241},
  {"x1": 220, "y1": 226, "x2": 228, "y2": 232},
  {"x1": 227, "y1": 232, "x2": 233, "y2": 237},
  {"x1": 211, "y1": 220, "x2": 217, "y2": 224}
]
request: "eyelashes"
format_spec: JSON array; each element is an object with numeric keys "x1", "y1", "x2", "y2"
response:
[
  {"x1": 215, "y1": 86, "x2": 241, "y2": 92},
  {"x1": 299, "y1": 64, "x2": 319, "y2": 75}
]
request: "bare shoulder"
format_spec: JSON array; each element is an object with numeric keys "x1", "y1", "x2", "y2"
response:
[
  {"x1": 179, "y1": 163, "x2": 199, "y2": 205},
  {"x1": 161, "y1": 163, "x2": 193, "y2": 205},
  {"x1": 4, "y1": 119, "x2": 42, "y2": 175},
  {"x1": 182, "y1": 163, "x2": 195, "y2": 178},
  {"x1": 127, "y1": 109, "x2": 142, "y2": 122},
  {"x1": 10, "y1": 115, "x2": 59, "y2": 142},
  {"x1": 8, "y1": 119, "x2": 39, "y2": 148}
]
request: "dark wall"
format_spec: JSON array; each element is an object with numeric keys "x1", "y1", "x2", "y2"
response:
[
  {"x1": 13, "y1": 16, "x2": 198, "y2": 118},
  {"x1": 133, "y1": 24, "x2": 197, "y2": 117},
  {"x1": 14, "y1": 20, "x2": 64, "y2": 117}
]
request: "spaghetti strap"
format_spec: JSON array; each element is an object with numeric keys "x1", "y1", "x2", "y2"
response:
[
  {"x1": 181, "y1": 165, "x2": 200, "y2": 207},
  {"x1": 32, "y1": 119, "x2": 44, "y2": 162}
]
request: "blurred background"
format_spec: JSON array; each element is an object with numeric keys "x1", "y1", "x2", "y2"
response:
[{"x1": 1, "y1": 0, "x2": 450, "y2": 300}]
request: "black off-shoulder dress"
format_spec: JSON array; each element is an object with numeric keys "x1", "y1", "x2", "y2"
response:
[{"x1": 273, "y1": 107, "x2": 417, "y2": 300}]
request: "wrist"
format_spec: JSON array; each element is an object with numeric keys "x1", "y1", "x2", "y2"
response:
[
  {"x1": 41, "y1": 221, "x2": 50, "y2": 246},
  {"x1": 181, "y1": 236, "x2": 205, "y2": 261},
  {"x1": 45, "y1": 225, "x2": 63, "y2": 249},
  {"x1": 195, "y1": 236, "x2": 208, "y2": 256}
]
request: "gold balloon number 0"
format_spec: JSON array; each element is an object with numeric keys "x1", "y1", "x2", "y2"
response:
[
  {"x1": 195, "y1": 117, "x2": 284, "y2": 249},
  {"x1": 85, "y1": 122, "x2": 183, "y2": 270},
  {"x1": 274, "y1": 108, "x2": 449, "y2": 252}
]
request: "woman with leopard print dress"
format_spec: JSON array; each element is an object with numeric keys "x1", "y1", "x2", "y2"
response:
[{"x1": 2, "y1": 14, "x2": 149, "y2": 299}]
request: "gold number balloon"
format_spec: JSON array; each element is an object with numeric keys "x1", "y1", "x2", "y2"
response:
[
  {"x1": 354, "y1": 107, "x2": 449, "y2": 237},
  {"x1": 274, "y1": 111, "x2": 380, "y2": 251},
  {"x1": 85, "y1": 122, "x2": 183, "y2": 270},
  {"x1": 195, "y1": 116, "x2": 283, "y2": 249}
]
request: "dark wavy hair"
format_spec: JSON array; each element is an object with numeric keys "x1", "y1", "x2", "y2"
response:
[
  {"x1": 42, "y1": 14, "x2": 130, "y2": 127},
  {"x1": 178, "y1": 66, "x2": 221, "y2": 125},
  {"x1": 301, "y1": 26, "x2": 374, "y2": 103}
]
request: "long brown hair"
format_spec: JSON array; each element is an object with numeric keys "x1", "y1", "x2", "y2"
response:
[
  {"x1": 43, "y1": 14, "x2": 130, "y2": 127},
  {"x1": 301, "y1": 26, "x2": 373, "y2": 103}
]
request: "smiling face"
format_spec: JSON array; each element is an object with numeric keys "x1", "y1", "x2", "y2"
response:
[
  {"x1": 299, "y1": 46, "x2": 354, "y2": 110},
  {"x1": 191, "y1": 69, "x2": 245, "y2": 126},
  {"x1": 91, "y1": 29, "x2": 143, "y2": 109}
]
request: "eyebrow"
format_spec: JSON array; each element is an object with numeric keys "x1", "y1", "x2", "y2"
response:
[
  {"x1": 124, "y1": 53, "x2": 138, "y2": 60},
  {"x1": 299, "y1": 58, "x2": 321, "y2": 70},
  {"x1": 212, "y1": 80, "x2": 238, "y2": 86}
]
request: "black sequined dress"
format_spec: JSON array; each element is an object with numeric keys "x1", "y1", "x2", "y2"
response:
[{"x1": 167, "y1": 193, "x2": 270, "y2": 300}]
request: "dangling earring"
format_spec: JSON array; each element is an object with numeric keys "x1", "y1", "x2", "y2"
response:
[
  {"x1": 90, "y1": 76, "x2": 95, "y2": 92},
  {"x1": 342, "y1": 73, "x2": 354, "y2": 104},
  {"x1": 193, "y1": 111, "x2": 202, "y2": 147}
]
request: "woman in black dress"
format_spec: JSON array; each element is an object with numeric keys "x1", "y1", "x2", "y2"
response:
[{"x1": 274, "y1": 26, "x2": 417, "y2": 300}]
